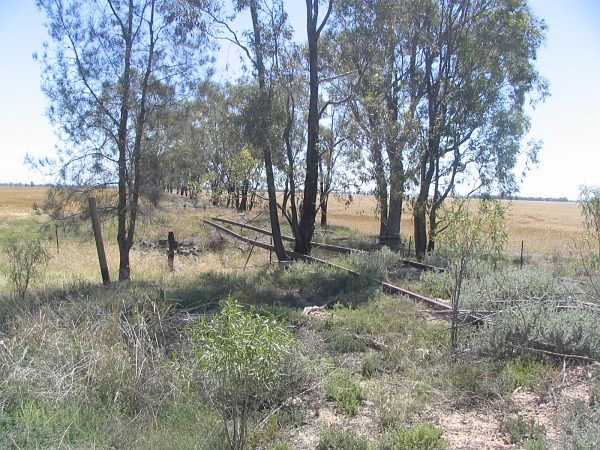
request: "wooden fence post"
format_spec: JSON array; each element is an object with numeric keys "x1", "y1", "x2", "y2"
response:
[
  {"x1": 407, "y1": 236, "x2": 412, "y2": 259},
  {"x1": 88, "y1": 197, "x2": 110, "y2": 285},
  {"x1": 55, "y1": 224, "x2": 59, "y2": 254},
  {"x1": 520, "y1": 241, "x2": 524, "y2": 268},
  {"x1": 168, "y1": 231, "x2": 176, "y2": 272}
]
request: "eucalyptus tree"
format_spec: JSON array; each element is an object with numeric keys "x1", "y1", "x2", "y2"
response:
[
  {"x1": 332, "y1": 0, "x2": 428, "y2": 243},
  {"x1": 294, "y1": 0, "x2": 334, "y2": 254},
  {"x1": 37, "y1": 0, "x2": 211, "y2": 280},
  {"x1": 186, "y1": 0, "x2": 292, "y2": 259},
  {"x1": 412, "y1": 0, "x2": 547, "y2": 258}
]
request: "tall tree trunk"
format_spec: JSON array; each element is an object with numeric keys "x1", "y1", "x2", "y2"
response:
[
  {"x1": 381, "y1": 153, "x2": 403, "y2": 243},
  {"x1": 125, "y1": 0, "x2": 156, "y2": 270},
  {"x1": 250, "y1": 2, "x2": 287, "y2": 261},
  {"x1": 116, "y1": 0, "x2": 134, "y2": 281},
  {"x1": 240, "y1": 180, "x2": 249, "y2": 211},
  {"x1": 427, "y1": 208, "x2": 437, "y2": 253},
  {"x1": 295, "y1": 0, "x2": 324, "y2": 255},
  {"x1": 371, "y1": 139, "x2": 388, "y2": 240},
  {"x1": 320, "y1": 191, "x2": 328, "y2": 226}
]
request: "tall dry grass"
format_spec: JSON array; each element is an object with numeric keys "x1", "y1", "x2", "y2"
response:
[
  {"x1": 325, "y1": 195, "x2": 586, "y2": 255},
  {"x1": 0, "y1": 186, "x2": 588, "y2": 264}
]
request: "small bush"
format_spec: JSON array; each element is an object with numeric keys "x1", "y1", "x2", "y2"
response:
[
  {"x1": 362, "y1": 354, "x2": 382, "y2": 378},
  {"x1": 330, "y1": 332, "x2": 367, "y2": 353},
  {"x1": 560, "y1": 393, "x2": 600, "y2": 450},
  {"x1": 324, "y1": 369, "x2": 365, "y2": 417},
  {"x1": 1, "y1": 231, "x2": 50, "y2": 301},
  {"x1": 191, "y1": 298, "x2": 296, "y2": 449},
  {"x1": 446, "y1": 360, "x2": 504, "y2": 406},
  {"x1": 499, "y1": 416, "x2": 545, "y2": 445},
  {"x1": 380, "y1": 422, "x2": 447, "y2": 450},
  {"x1": 422, "y1": 266, "x2": 573, "y2": 310},
  {"x1": 421, "y1": 270, "x2": 452, "y2": 299},
  {"x1": 343, "y1": 247, "x2": 401, "y2": 280},
  {"x1": 523, "y1": 439, "x2": 546, "y2": 450},
  {"x1": 318, "y1": 426, "x2": 370, "y2": 450}
]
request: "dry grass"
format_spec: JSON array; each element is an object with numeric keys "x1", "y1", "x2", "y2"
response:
[
  {"x1": 326, "y1": 194, "x2": 586, "y2": 255},
  {"x1": 0, "y1": 187, "x2": 48, "y2": 211},
  {"x1": 0, "y1": 187, "x2": 587, "y2": 265}
]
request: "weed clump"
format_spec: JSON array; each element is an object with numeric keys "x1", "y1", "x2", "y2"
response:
[
  {"x1": 324, "y1": 369, "x2": 365, "y2": 417},
  {"x1": 472, "y1": 301, "x2": 600, "y2": 360},
  {"x1": 381, "y1": 422, "x2": 448, "y2": 450},
  {"x1": 559, "y1": 377, "x2": 600, "y2": 450},
  {"x1": 499, "y1": 415, "x2": 546, "y2": 445},
  {"x1": 318, "y1": 425, "x2": 370, "y2": 449}
]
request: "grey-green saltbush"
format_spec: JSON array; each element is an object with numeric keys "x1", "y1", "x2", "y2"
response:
[
  {"x1": 422, "y1": 266, "x2": 575, "y2": 310},
  {"x1": 343, "y1": 247, "x2": 400, "y2": 280},
  {"x1": 472, "y1": 301, "x2": 600, "y2": 359}
]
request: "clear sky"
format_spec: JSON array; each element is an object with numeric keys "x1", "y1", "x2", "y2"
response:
[{"x1": 0, "y1": 0, "x2": 598, "y2": 199}]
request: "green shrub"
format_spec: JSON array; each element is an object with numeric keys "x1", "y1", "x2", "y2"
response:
[
  {"x1": 461, "y1": 266, "x2": 571, "y2": 310},
  {"x1": 191, "y1": 298, "x2": 296, "y2": 449},
  {"x1": 361, "y1": 354, "x2": 382, "y2": 378},
  {"x1": 421, "y1": 270, "x2": 453, "y2": 299},
  {"x1": 343, "y1": 247, "x2": 401, "y2": 281},
  {"x1": 330, "y1": 332, "x2": 367, "y2": 353},
  {"x1": 499, "y1": 416, "x2": 545, "y2": 445},
  {"x1": 318, "y1": 426, "x2": 370, "y2": 450},
  {"x1": 1, "y1": 231, "x2": 50, "y2": 301},
  {"x1": 381, "y1": 422, "x2": 447, "y2": 450},
  {"x1": 324, "y1": 369, "x2": 365, "y2": 417},
  {"x1": 524, "y1": 438, "x2": 546, "y2": 450}
]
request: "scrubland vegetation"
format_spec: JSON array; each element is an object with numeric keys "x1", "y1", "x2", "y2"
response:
[
  {"x1": 3, "y1": 0, "x2": 599, "y2": 446},
  {"x1": 0, "y1": 189, "x2": 598, "y2": 449}
]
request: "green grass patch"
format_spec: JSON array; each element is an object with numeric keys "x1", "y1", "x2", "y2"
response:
[
  {"x1": 381, "y1": 423, "x2": 448, "y2": 450},
  {"x1": 324, "y1": 369, "x2": 365, "y2": 417},
  {"x1": 318, "y1": 425, "x2": 370, "y2": 450}
]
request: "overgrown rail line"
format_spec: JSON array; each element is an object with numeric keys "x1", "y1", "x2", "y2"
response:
[
  {"x1": 210, "y1": 216, "x2": 446, "y2": 273},
  {"x1": 202, "y1": 218, "x2": 461, "y2": 315}
]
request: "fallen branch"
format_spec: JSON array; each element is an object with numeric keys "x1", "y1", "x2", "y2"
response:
[{"x1": 509, "y1": 343, "x2": 598, "y2": 363}]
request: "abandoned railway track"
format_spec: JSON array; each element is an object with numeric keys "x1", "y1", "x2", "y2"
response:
[
  {"x1": 210, "y1": 216, "x2": 446, "y2": 273},
  {"x1": 201, "y1": 218, "x2": 476, "y2": 320}
]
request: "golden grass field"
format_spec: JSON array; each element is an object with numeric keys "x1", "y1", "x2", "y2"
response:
[
  {"x1": 0, "y1": 186, "x2": 587, "y2": 258},
  {"x1": 325, "y1": 194, "x2": 587, "y2": 255}
]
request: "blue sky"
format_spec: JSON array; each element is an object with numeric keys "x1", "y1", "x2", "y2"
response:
[{"x1": 0, "y1": 0, "x2": 598, "y2": 199}]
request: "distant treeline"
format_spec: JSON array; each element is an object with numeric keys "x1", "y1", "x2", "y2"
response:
[
  {"x1": 0, "y1": 182, "x2": 52, "y2": 188},
  {"x1": 475, "y1": 194, "x2": 572, "y2": 203}
]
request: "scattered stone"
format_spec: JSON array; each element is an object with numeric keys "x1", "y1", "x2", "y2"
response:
[{"x1": 303, "y1": 305, "x2": 326, "y2": 318}]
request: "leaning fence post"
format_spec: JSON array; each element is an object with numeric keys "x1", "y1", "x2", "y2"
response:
[
  {"x1": 168, "y1": 231, "x2": 176, "y2": 272},
  {"x1": 88, "y1": 197, "x2": 110, "y2": 285}
]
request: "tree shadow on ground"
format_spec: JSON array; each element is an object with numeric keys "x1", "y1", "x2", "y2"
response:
[{"x1": 167, "y1": 264, "x2": 381, "y2": 313}]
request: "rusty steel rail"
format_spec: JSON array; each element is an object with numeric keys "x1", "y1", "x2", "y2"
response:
[
  {"x1": 203, "y1": 218, "x2": 453, "y2": 312},
  {"x1": 211, "y1": 216, "x2": 446, "y2": 273}
]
